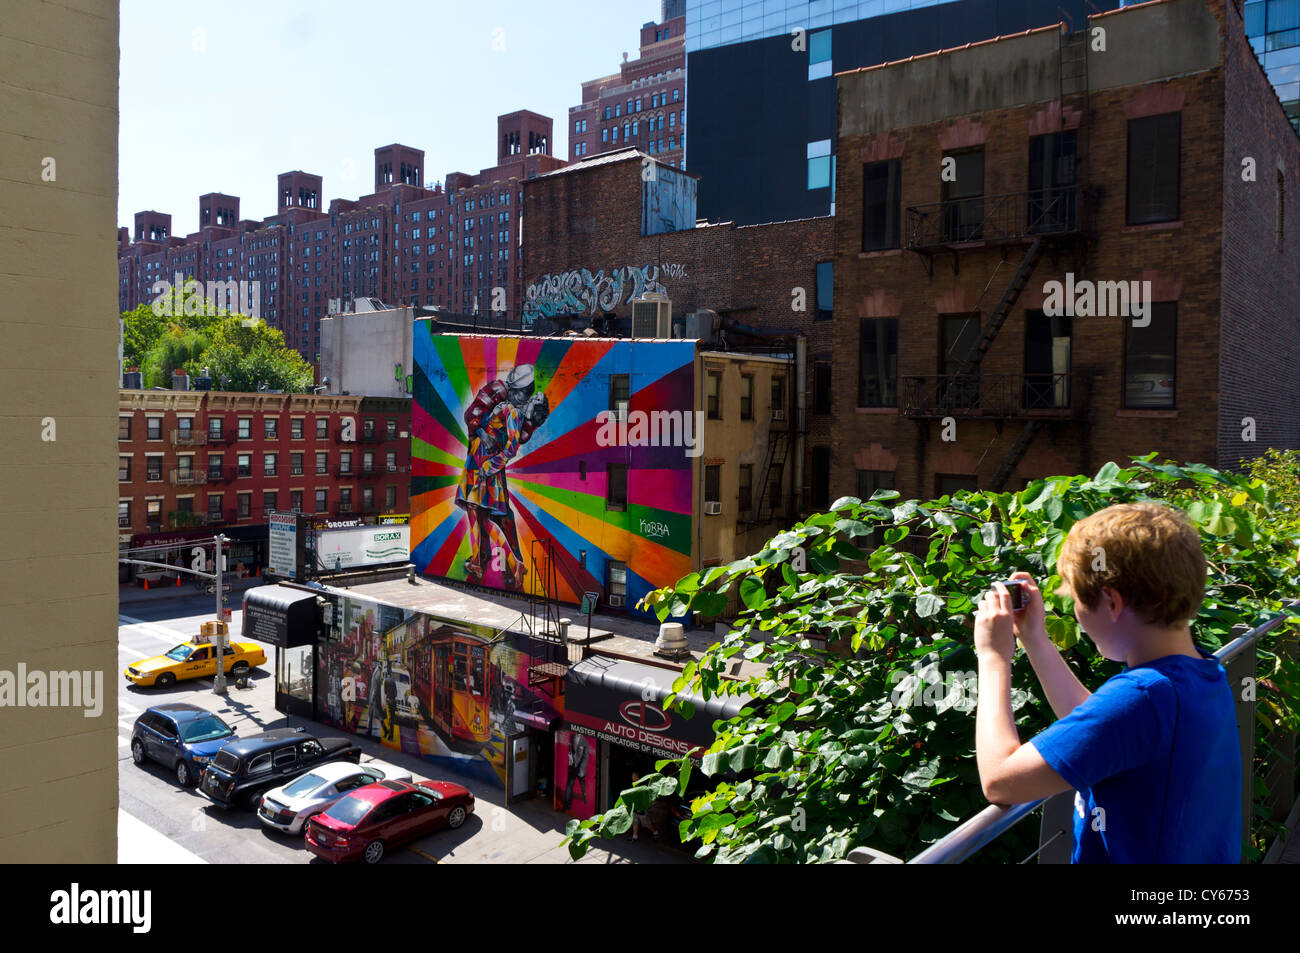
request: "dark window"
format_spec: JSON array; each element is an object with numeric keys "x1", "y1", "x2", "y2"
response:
[
  {"x1": 939, "y1": 313, "x2": 983, "y2": 409},
  {"x1": 707, "y1": 371, "x2": 721, "y2": 418},
  {"x1": 119, "y1": 456, "x2": 130, "y2": 481},
  {"x1": 857, "y1": 469, "x2": 895, "y2": 501},
  {"x1": 771, "y1": 376, "x2": 785, "y2": 418},
  {"x1": 119, "y1": 417, "x2": 131, "y2": 440},
  {"x1": 606, "y1": 463, "x2": 627, "y2": 511},
  {"x1": 813, "y1": 363, "x2": 832, "y2": 414},
  {"x1": 815, "y1": 261, "x2": 833, "y2": 320},
  {"x1": 1124, "y1": 302, "x2": 1177, "y2": 409},
  {"x1": 937, "y1": 474, "x2": 979, "y2": 497},
  {"x1": 738, "y1": 465, "x2": 753, "y2": 513},
  {"x1": 610, "y1": 374, "x2": 630, "y2": 420},
  {"x1": 1028, "y1": 131, "x2": 1078, "y2": 232},
  {"x1": 291, "y1": 419, "x2": 304, "y2": 439},
  {"x1": 316, "y1": 418, "x2": 328, "y2": 439},
  {"x1": 740, "y1": 375, "x2": 753, "y2": 419},
  {"x1": 146, "y1": 457, "x2": 162, "y2": 481},
  {"x1": 858, "y1": 319, "x2": 898, "y2": 407},
  {"x1": 767, "y1": 463, "x2": 783, "y2": 514},
  {"x1": 147, "y1": 418, "x2": 162, "y2": 440},
  {"x1": 941, "y1": 149, "x2": 985, "y2": 241},
  {"x1": 704, "y1": 464, "x2": 720, "y2": 504},
  {"x1": 811, "y1": 446, "x2": 831, "y2": 511},
  {"x1": 862, "y1": 159, "x2": 902, "y2": 251},
  {"x1": 1127, "y1": 113, "x2": 1181, "y2": 225},
  {"x1": 1023, "y1": 310, "x2": 1072, "y2": 409}
]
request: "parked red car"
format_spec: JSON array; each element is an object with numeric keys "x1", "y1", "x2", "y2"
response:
[{"x1": 304, "y1": 779, "x2": 474, "y2": 864}]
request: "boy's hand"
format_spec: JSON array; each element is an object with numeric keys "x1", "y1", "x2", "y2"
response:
[
  {"x1": 974, "y1": 584, "x2": 1016, "y2": 664},
  {"x1": 1006, "y1": 571, "x2": 1049, "y2": 648}
]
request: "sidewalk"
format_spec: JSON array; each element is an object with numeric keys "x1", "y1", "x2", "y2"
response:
[{"x1": 118, "y1": 573, "x2": 264, "y2": 607}]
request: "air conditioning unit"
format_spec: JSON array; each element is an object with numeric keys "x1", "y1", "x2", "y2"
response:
[
  {"x1": 772, "y1": 409, "x2": 786, "y2": 421},
  {"x1": 632, "y1": 291, "x2": 671, "y2": 338},
  {"x1": 607, "y1": 594, "x2": 625, "y2": 608},
  {"x1": 704, "y1": 501, "x2": 722, "y2": 515}
]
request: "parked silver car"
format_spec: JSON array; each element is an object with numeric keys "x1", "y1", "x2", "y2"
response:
[{"x1": 258, "y1": 760, "x2": 413, "y2": 835}]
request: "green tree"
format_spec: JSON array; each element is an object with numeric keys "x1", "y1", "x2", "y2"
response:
[
  {"x1": 563, "y1": 456, "x2": 1300, "y2": 863},
  {"x1": 142, "y1": 326, "x2": 211, "y2": 388},
  {"x1": 121, "y1": 302, "x2": 172, "y2": 369},
  {"x1": 186, "y1": 315, "x2": 314, "y2": 393}
]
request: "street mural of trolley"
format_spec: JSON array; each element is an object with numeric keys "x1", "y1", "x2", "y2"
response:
[{"x1": 406, "y1": 624, "x2": 492, "y2": 756}]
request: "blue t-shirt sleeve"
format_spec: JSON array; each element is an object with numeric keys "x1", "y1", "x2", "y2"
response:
[{"x1": 1029, "y1": 672, "x2": 1170, "y2": 792}]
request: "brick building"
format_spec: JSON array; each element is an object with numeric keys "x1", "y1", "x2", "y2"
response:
[
  {"x1": 570, "y1": 1, "x2": 686, "y2": 168},
  {"x1": 522, "y1": 148, "x2": 840, "y2": 512},
  {"x1": 118, "y1": 389, "x2": 411, "y2": 577},
  {"x1": 829, "y1": 0, "x2": 1300, "y2": 504},
  {"x1": 117, "y1": 112, "x2": 566, "y2": 366}
]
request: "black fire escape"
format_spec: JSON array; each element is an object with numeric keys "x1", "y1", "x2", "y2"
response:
[{"x1": 901, "y1": 23, "x2": 1093, "y2": 491}]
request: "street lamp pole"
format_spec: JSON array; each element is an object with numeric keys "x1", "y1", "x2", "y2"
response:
[{"x1": 214, "y1": 533, "x2": 229, "y2": 695}]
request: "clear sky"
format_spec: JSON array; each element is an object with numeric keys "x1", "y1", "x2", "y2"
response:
[{"x1": 119, "y1": 0, "x2": 661, "y2": 236}]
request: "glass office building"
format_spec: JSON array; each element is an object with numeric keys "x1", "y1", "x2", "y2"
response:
[
  {"x1": 686, "y1": 0, "x2": 958, "y2": 54},
  {"x1": 1242, "y1": 0, "x2": 1300, "y2": 130}
]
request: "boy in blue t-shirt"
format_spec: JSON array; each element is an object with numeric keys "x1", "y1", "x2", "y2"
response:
[{"x1": 972, "y1": 501, "x2": 1242, "y2": 863}]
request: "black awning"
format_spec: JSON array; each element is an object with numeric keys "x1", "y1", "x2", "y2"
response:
[
  {"x1": 564, "y1": 656, "x2": 750, "y2": 759},
  {"x1": 241, "y1": 586, "x2": 319, "y2": 648}
]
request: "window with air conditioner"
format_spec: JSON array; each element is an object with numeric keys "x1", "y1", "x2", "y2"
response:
[{"x1": 607, "y1": 561, "x2": 628, "y2": 608}]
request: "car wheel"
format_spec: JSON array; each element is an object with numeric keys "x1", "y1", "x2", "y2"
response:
[
  {"x1": 447, "y1": 805, "x2": 467, "y2": 829},
  {"x1": 362, "y1": 840, "x2": 386, "y2": 864},
  {"x1": 232, "y1": 662, "x2": 250, "y2": 677},
  {"x1": 240, "y1": 788, "x2": 262, "y2": 811},
  {"x1": 155, "y1": 673, "x2": 176, "y2": 689},
  {"x1": 131, "y1": 739, "x2": 146, "y2": 766},
  {"x1": 176, "y1": 760, "x2": 194, "y2": 786}
]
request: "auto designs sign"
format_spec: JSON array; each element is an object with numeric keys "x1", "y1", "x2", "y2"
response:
[{"x1": 316, "y1": 525, "x2": 410, "y2": 570}]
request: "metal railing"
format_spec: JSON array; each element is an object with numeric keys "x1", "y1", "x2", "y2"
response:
[
  {"x1": 905, "y1": 187, "x2": 1082, "y2": 250},
  {"x1": 853, "y1": 601, "x2": 1300, "y2": 864},
  {"x1": 901, "y1": 374, "x2": 1076, "y2": 419}
]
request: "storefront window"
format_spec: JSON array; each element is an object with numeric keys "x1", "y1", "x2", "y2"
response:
[{"x1": 278, "y1": 645, "x2": 313, "y2": 707}]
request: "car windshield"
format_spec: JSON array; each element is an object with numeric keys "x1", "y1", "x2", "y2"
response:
[
  {"x1": 322, "y1": 795, "x2": 372, "y2": 827},
  {"x1": 165, "y1": 645, "x2": 193, "y2": 661},
  {"x1": 283, "y1": 773, "x2": 326, "y2": 798},
  {"x1": 179, "y1": 716, "x2": 232, "y2": 743}
]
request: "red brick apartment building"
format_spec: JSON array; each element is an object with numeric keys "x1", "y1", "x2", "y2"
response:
[
  {"x1": 570, "y1": 6, "x2": 686, "y2": 168},
  {"x1": 118, "y1": 390, "x2": 410, "y2": 576},
  {"x1": 522, "y1": 149, "x2": 839, "y2": 511},
  {"x1": 117, "y1": 112, "x2": 566, "y2": 366},
  {"x1": 832, "y1": 0, "x2": 1300, "y2": 503}
]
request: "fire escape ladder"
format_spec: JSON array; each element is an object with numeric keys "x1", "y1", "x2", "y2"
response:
[
  {"x1": 991, "y1": 420, "x2": 1045, "y2": 491},
  {"x1": 753, "y1": 429, "x2": 791, "y2": 525},
  {"x1": 526, "y1": 536, "x2": 565, "y2": 692},
  {"x1": 950, "y1": 236, "x2": 1045, "y2": 389}
]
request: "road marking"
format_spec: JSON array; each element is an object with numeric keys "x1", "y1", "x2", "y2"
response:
[
  {"x1": 119, "y1": 699, "x2": 142, "y2": 713},
  {"x1": 407, "y1": 846, "x2": 441, "y2": 864},
  {"x1": 118, "y1": 645, "x2": 149, "y2": 659}
]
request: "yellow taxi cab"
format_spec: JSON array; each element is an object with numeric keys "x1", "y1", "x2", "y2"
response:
[{"x1": 125, "y1": 635, "x2": 267, "y2": 689}]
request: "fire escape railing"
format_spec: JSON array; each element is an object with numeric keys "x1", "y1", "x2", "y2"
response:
[{"x1": 904, "y1": 187, "x2": 1083, "y2": 251}]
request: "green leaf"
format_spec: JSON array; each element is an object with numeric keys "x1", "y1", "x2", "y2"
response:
[
  {"x1": 915, "y1": 592, "x2": 944, "y2": 618},
  {"x1": 739, "y1": 576, "x2": 768, "y2": 611}
]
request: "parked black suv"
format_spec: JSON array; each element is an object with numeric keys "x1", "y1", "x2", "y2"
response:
[{"x1": 199, "y1": 728, "x2": 363, "y2": 810}]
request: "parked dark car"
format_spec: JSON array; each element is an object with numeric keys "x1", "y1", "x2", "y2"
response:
[
  {"x1": 131, "y1": 703, "x2": 238, "y2": 787},
  {"x1": 305, "y1": 779, "x2": 474, "y2": 864},
  {"x1": 199, "y1": 728, "x2": 362, "y2": 810}
]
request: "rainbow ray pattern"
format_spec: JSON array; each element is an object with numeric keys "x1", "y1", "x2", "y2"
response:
[{"x1": 411, "y1": 327, "x2": 696, "y2": 614}]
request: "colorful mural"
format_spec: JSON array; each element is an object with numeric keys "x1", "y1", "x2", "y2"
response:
[
  {"x1": 316, "y1": 592, "x2": 566, "y2": 786},
  {"x1": 410, "y1": 329, "x2": 696, "y2": 615}
]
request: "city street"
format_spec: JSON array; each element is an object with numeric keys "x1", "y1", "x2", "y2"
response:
[{"x1": 116, "y1": 588, "x2": 684, "y2": 865}]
